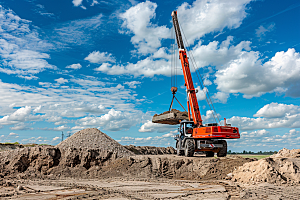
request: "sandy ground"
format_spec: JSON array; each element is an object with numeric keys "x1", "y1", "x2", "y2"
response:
[
  {"x1": 1, "y1": 129, "x2": 300, "y2": 199},
  {"x1": 1, "y1": 177, "x2": 300, "y2": 200}
]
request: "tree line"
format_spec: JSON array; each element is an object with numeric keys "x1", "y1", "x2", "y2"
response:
[{"x1": 227, "y1": 150, "x2": 278, "y2": 155}]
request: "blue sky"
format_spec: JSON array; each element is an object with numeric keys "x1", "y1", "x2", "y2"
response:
[{"x1": 0, "y1": 0, "x2": 300, "y2": 152}]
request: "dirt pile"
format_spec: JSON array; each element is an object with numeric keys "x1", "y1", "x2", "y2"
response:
[
  {"x1": 0, "y1": 128, "x2": 135, "y2": 179},
  {"x1": 0, "y1": 146, "x2": 61, "y2": 178},
  {"x1": 233, "y1": 148, "x2": 300, "y2": 185},
  {"x1": 91, "y1": 155, "x2": 254, "y2": 180},
  {"x1": 0, "y1": 127, "x2": 256, "y2": 182},
  {"x1": 270, "y1": 148, "x2": 300, "y2": 158},
  {"x1": 56, "y1": 128, "x2": 134, "y2": 157},
  {"x1": 0, "y1": 143, "x2": 24, "y2": 152},
  {"x1": 124, "y1": 145, "x2": 176, "y2": 155}
]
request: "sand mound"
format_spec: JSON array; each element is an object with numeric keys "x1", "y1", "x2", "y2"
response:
[
  {"x1": 270, "y1": 148, "x2": 300, "y2": 158},
  {"x1": 0, "y1": 143, "x2": 23, "y2": 152},
  {"x1": 0, "y1": 128, "x2": 135, "y2": 179},
  {"x1": 56, "y1": 128, "x2": 134, "y2": 157},
  {"x1": 0, "y1": 128, "x2": 258, "y2": 182},
  {"x1": 233, "y1": 149, "x2": 300, "y2": 185},
  {"x1": 124, "y1": 145, "x2": 176, "y2": 155}
]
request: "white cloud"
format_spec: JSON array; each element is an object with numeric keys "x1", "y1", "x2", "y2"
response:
[
  {"x1": 124, "y1": 81, "x2": 141, "y2": 89},
  {"x1": 52, "y1": 136, "x2": 60, "y2": 141},
  {"x1": 9, "y1": 132, "x2": 18, "y2": 136},
  {"x1": 53, "y1": 125, "x2": 69, "y2": 131},
  {"x1": 191, "y1": 36, "x2": 251, "y2": 69},
  {"x1": 21, "y1": 136, "x2": 53, "y2": 145},
  {"x1": 202, "y1": 110, "x2": 221, "y2": 124},
  {"x1": 229, "y1": 129, "x2": 300, "y2": 151},
  {"x1": 96, "y1": 36, "x2": 251, "y2": 78},
  {"x1": 0, "y1": 77, "x2": 143, "y2": 131},
  {"x1": 139, "y1": 120, "x2": 177, "y2": 133},
  {"x1": 254, "y1": 103, "x2": 300, "y2": 118},
  {"x1": 66, "y1": 63, "x2": 82, "y2": 70},
  {"x1": 0, "y1": 106, "x2": 32, "y2": 125},
  {"x1": 85, "y1": 51, "x2": 116, "y2": 64},
  {"x1": 72, "y1": 0, "x2": 83, "y2": 7},
  {"x1": 177, "y1": 0, "x2": 252, "y2": 45},
  {"x1": 215, "y1": 48, "x2": 300, "y2": 97},
  {"x1": 255, "y1": 23, "x2": 275, "y2": 38},
  {"x1": 73, "y1": 102, "x2": 106, "y2": 114},
  {"x1": 203, "y1": 79, "x2": 212, "y2": 86},
  {"x1": 228, "y1": 103, "x2": 300, "y2": 130},
  {"x1": 241, "y1": 129, "x2": 270, "y2": 138},
  {"x1": 79, "y1": 109, "x2": 144, "y2": 131},
  {"x1": 33, "y1": 105, "x2": 42, "y2": 113},
  {"x1": 120, "y1": 1, "x2": 170, "y2": 54},
  {"x1": 55, "y1": 78, "x2": 68, "y2": 84},
  {"x1": 91, "y1": 0, "x2": 99, "y2": 6},
  {"x1": 212, "y1": 92, "x2": 229, "y2": 104},
  {"x1": 10, "y1": 123, "x2": 33, "y2": 130},
  {"x1": 53, "y1": 13, "x2": 103, "y2": 46},
  {"x1": 0, "y1": 7, "x2": 55, "y2": 79},
  {"x1": 94, "y1": 55, "x2": 171, "y2": 77},
  {"x1": 196, "y1": 86, "x2": 208, "y2": 101}
]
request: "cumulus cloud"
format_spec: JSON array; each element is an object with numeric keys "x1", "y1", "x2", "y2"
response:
[
  {"x1": 9, "y1": 132, "x2": 18, "y2": 136},
  {"x1": 202, "y1": 110, "x2": 221, "y2": 124},
  {"x1": 139, "y1": 120, "x2": 177, "y2": 133},
  {"x1": 66, "y1": 63, "x2": 82, "y2": 70},
  {"x1": 84, "y1": 51, "x2": 116, "y2": 64},
  {"x1": 119, "y1": 1, "x2": 170, "y2": 54},
  {"x1": 124, "y1": 81, "x2": 141, "y2": 89},
  {"x1": 73, "y1": 102, "x2": 106, "y2": 114},
  {"x1": 177, "y1": 0, "x2": 252, "y2": 45},
  {"x1": 79, "y1": 109, "x2": 144, "y2": 131},
  {"x1": 0, "y1": 7, "x2": 54, "y2": 79},
  {"x1": 55, "y1": 78, "x2": 68, "y2": 84},
  {"x1": 241, "y1": 129, "x2": 270, "y2": 138},
  {"x1": 52, "y1": 136, "x2": 60, "y2": 141},
  {"x1": 95, "y1": 36, "x2": 250, "y2": 78},
  {"x1": 53, "y1": 125, "x2": 69, "y2": 131},
  {"x1": 0, "y1": 106, "x2": 32, "y2": 125},
  {"x1": 191, "y1": 36, "x2": 251, "y2": 69},
  {"x1": 229, "y1": 129, "x2": 300, "y2": 151},
  {"x1": 72, "y1": 0, "x2": 83, "y2": 7},
  {"x1": 227, "y1": 103, "x2": 300, "y2": 130},
  {"x1": 10, "y1": 123, "x2": 33, "y2": 130},
  {"x1": 0, "y1": 77, "x2": 143, "y2": 131},
  {"x1": 254, "y1": 103, "x2": 300, "y2": 118},
  {"x1": 196, "y1": 86, "x2": 208, "y2": 101},
  {"x1": 94, "y1": 54, "x2": 171, "y2": 77},
  {"x1": 215, "y1": 48, "x2": 300, "y2": 97},
  {"x1": 212, "y1": 92, "x2": 229, "y2": 104}
]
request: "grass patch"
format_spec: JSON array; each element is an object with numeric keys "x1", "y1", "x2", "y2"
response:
[
  {"x1": 3, "y1": 142, "x2": 20, "y2": 145},
  {"x1": 236, "y1": 154, "x2": 271, "y2": 160}
]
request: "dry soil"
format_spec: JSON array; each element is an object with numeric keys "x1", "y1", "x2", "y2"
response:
[{"x1": 0, "y1": 128, "x2": 300, "y2": 199}]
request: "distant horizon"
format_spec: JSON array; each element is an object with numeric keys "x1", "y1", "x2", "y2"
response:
[{"x1": 0, "y1": 0, "x2": 300, "y2": 152}]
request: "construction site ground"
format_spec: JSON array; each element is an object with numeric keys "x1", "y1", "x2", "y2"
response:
[{"x1": 1, "y1": 128, "x2": 300, "y2": 199}]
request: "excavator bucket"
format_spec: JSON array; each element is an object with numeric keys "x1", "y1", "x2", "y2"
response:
[{"x1": 152, "y1": 109, "x2": 189, "y2": 125}]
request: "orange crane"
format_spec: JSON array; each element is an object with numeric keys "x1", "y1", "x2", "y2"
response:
[{"x1": 170, "y1": 11, "x2": 240, "y2": 157}]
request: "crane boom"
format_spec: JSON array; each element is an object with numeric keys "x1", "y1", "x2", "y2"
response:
[
  {"x1": 152, "y1": 10, "x2": 240, "y2": 157},
  {"x1": 171, "y1": 11, "x2": 202, "y2": 127}
]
